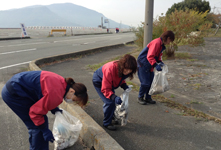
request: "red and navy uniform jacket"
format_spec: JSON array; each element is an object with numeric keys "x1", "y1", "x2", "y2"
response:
[
  {"x1": 5, "y1": 71, "x2": 67, "y2": 126},
  {"x1": 137, "y1": 37, "x2": 166, "y2": 72},
  {"x1": 92, "y1": 61, "x2": 128, "y2": 100}
]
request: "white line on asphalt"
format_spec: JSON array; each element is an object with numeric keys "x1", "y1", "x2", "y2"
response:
[
  {"x1": 54, "y1": 38, "x2": 93, "y2": 43},
  {"x1": 0, "y1": 61, "x2": 31, "y2": 70},
  {"x1": 0, "y1": 48, "x2": 37, "y2": 55},
  {"x1": 110, "y1": 37, "x2": 122, "y2": 40},
  {"x1": 53, "y1": 36, "x2": 113, "y2": 43},
  {"x1": 7, "y1": 42, "x2": 49, "y2": 47}
]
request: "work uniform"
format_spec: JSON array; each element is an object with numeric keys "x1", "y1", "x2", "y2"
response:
[
  {"x1": 137, "y1": 37, "x2": 166, "y2": 99},
  {"x1": 92, "y1": 61, "x2": 128, "y2": 126},
  {"x1": 1, "y1": 71, "x2": 69, "y2": 150}
]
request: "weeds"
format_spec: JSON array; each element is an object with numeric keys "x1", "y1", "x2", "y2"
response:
[
  {"x1": 191, "y1": 83, "x2": 202, "y2": 90},
  {"x1": 187, "y1": 58, "x2": 198, "y2": 62},
  {"x1": 87, "y1": 46, "x2": 140, "y2": 71},
  {"x1": 152, "y1": 94, "x2": 221, "y2": 124},
  {"x1": 189, "y1": 100, "x2": 203, "y2": 104},
  {"x1": 175, "y1": 52, "x2": 191, "y2": 59},
  {"x1": 126, "y1": 81, "x2": 140, "y2": 92}
]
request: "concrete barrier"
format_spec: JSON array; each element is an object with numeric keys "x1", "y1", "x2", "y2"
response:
[{"x1": 29, "y1": 42, "x2": 134, "y2": 150}]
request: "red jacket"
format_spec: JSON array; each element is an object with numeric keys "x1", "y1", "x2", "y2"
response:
[
  {"x1": 102, "y1": 61, "x2": 126, "y2": 99},
  {"x1": 137, "y1": 38, "x2": 165, "y2": 72},
  {"x1": 29, "y1": 71, "x2": 67, "y2": 126},
  {"x1": 93, "y1": 61, "x2": 127, "y2": 99},
  {"x1": 147, "y1": 37, "x2": 163, "y2": 68},
  {"x1": 6, "y1": 71, "x2": 67, "y2": 126}
]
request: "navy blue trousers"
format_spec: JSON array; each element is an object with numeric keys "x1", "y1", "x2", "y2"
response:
[
  {"x1": 1, "y1": 85, "x2": 49, "y2": 150},
  {"x1": 138, "y1": 66, "x2": 154, "y2": 99},
  {"x1": 93, "y1": 85, "x2": 116, "y2": 126}
]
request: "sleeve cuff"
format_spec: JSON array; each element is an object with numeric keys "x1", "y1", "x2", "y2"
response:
[
  {"x1": 110, "y1": 94, "x2": 117, "y2": 101},
  {"x1": 51, "y1": 107, "x2": 59, "y2": 114},
  {"x1": 120, "y1": 83, "x2": 128, "y2": 90},
  {"x1": 153, "y1": 63, "x2": 157, "y2": 67},
  {"x1": 38, "y1": 122, "x2": 47, "y2": 129}
]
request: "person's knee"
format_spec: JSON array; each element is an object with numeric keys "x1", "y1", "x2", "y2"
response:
[{"x1": 141, "y1": 83, "x2": 151, "y2": 88}]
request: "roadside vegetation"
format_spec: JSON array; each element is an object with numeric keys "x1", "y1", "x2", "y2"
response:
[{"x1": 134, "y1": 0, "x2": 221, "y2": 60}]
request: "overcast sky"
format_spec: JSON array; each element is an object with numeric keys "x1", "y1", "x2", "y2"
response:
[{"x1": 0, "y1": 0, "x2": 220, "y2": 27}]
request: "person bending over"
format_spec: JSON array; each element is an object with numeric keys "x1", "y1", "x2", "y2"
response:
[
  {"x1": 92, "y1": 54, "x2": 137, "y2": 130},
  {"x1": 1, "y1": 70, "x2": 88, "y2": 150}
]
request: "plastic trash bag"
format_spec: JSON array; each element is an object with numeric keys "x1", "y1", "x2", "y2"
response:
[
  {"x1": 53, "y1": 109, "x2": 82, "y2": 150},
  {"x1": 149, "y1": 64, "x2": 169, "y2": 95},
  {"x1": 114, "y1": 85, "x2": 133, "y2": 126}
]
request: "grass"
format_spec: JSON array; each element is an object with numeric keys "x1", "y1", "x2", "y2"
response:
[
  {"x1": 191, "y1": 83, "x2": 202, "y2": 90},
  {"x1": 170, "y1": 94, "x2": 175, "y2": 98},
  {"x1": 189, "y1": 100, "x2": 203, "y2": 104},
  {"x1": 126, "y1": 81, "x2": 140, "y2": 92},
  {"x1": 187, "y1": 58, "x2": 198, "y2": 62},
  {"x1": 152, "y1": 94, "x2": 221, "y2": 124},
  {"x1": 175, "y1": 52, "x2": 192, "y2": 59},
  {"x1": 87, "y1": 45, "x2": 141, "y2": 71},
  {"x1": 87, "y1": 55, "x2": 122, "y2": 71},
  {"x1": 162, "y1": 52, "x2": 192, "y2": 60}
]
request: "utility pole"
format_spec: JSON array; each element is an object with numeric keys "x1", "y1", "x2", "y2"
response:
[
  {"x1": 101, "y1": 17, "x2": 103, "y2": 28},
  {"x1": 143, "y1": 0, "x2": 154, "y2": 48}
]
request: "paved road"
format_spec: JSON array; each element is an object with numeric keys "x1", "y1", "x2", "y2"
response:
[
  {"x1": 0, "y1": 28, "x2": 130, "y2": 38},
  {"x1": 0, "y1": 32, "x2": 134, "y2": 150},
  {"x1": 41, "y1": 43, "x2": 221, "y2": 150},
  {"x1": 0, "y1": 32, "x2": 135, "y2": 82}
]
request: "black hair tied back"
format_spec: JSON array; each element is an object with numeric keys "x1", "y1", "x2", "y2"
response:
[{"x1": 71, "y1": 81, "x2": 75, "y2": 85}]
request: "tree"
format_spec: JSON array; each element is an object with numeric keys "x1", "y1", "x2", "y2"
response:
[
  {"x1": 166, "y1": 0, "x2": 211, "y2": 15},
  {"x1": 207, "y1": 13, "x2": 221, "y2": 28}
]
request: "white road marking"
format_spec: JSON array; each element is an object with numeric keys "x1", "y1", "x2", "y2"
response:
[
  {"x1": 110, "y1": 37, "x2": 122, "y2": 40},
  {"x1": 54, "y1": 38, "x2": 94, "y2": 43},
  {"x1": 0, "y1": 48, "x2": 37, "y2": 55},
  {"x1": 53, "y1": 35, "x2": 116, "y2": 43},
  {"x1": 7, "y1": 42, "x2": 49, "y2": 47},
  {"x1": 0, "y1": 61, "x2": 31, "y2": 70}
]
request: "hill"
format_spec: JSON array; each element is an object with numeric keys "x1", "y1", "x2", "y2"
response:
[{"x1": 0, "y1": 3, "x2": 129, "y2": 28}]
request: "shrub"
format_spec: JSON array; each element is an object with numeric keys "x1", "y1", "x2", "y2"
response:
[{"x1": 134, "y1": 9, "x2": 212, "y2": 59}]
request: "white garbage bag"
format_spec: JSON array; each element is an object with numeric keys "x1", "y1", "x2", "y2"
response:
[
  {"x1": 53, "y1": 109, "x2": 82, "y2": 150},
  {"x1": 114, "y1": 85, "x2": 133, "y2": 126},
  {"x1": 149, "y1": 64, "x2": 169, "y2": 95}
]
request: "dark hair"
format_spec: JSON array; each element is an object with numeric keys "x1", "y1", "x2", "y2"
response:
[
  {"x1": 117, "y1": 54, "x2": 137, "y2": 80},
  {"x1": 65, "y1": 78, "x2": 88, "y2": 107},
  {"x1": 160, "y1": 30, "x2": 175, "y2": 43}
]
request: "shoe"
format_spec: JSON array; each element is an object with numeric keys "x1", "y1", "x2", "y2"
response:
[
  {"x1": 137, "y1": 97, "x2": 147, "y2": 105},
  {"x1": 103, "y1": 123, "x2": 116, "y2": 131},
  {"x1": 112, "y1": 119, "x2": 119, "y2": 125},
  {"x1": 145, "y1": 98, "x2": 156, "y2": 104}
]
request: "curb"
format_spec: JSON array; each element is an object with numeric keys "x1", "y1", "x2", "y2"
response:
[
  {"x1": 29, "y1": 42, "x2": 134, "y2": 150},
  {"x1": 0, "y1": 37, "x2": 31, "y2": 41}
]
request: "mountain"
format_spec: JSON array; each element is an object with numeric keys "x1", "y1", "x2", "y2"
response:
[{"x1": 0, "y1": 3, "x2": 129, "y2": 28}]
